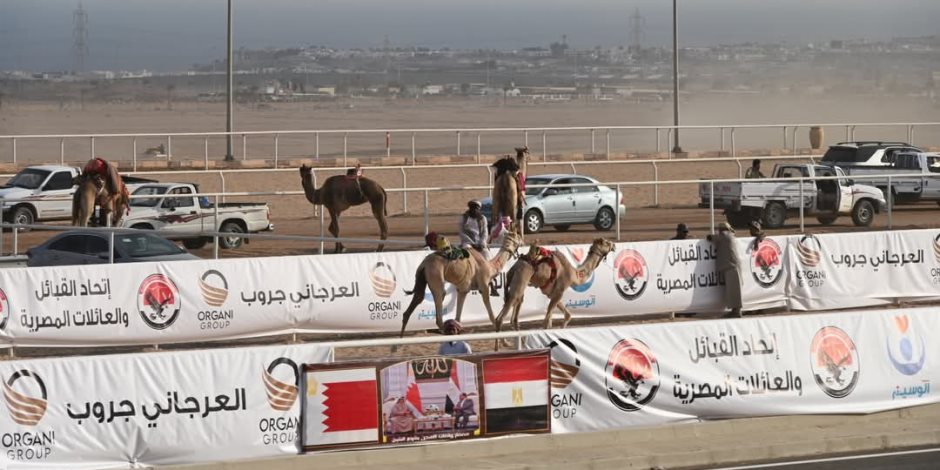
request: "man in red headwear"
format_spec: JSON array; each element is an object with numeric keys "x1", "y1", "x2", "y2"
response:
[{"x1": 83, "y1": 157, "x2": 124, "y2": 197}]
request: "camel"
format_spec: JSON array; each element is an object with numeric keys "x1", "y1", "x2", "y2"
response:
[
  {"x1": 495, "y1": 238, "x2": 616, "y2": 334},
  {"x1": 490, "y1": 146, "x2": 528, "y2": 232},
  {"x1": 299, "y1": 164, "x2": 388, "y2": 253},
  {"x1": 398, "y1": 232, "x2": 522, "y2": 337},
  {"x1": 71, "y1": 173, "x2": 129, "y2": 227}
]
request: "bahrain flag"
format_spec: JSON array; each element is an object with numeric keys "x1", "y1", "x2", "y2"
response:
[{"x1": 305, "y1": 367, "x2": 379, "y2": 447}]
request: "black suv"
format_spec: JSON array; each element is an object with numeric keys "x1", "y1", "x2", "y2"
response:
[{"x1": 821, "y1": 141, "x2": 922, "y2": 167}]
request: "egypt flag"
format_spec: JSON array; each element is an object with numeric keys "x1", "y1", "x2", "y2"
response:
[
  {"x1": 305, "y1": 367, "x2": 379, "y2": 447},
  {"x1": 482, "y1": 354, "x2": 550, "y2": 434}
]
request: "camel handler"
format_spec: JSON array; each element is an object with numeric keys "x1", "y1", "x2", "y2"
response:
[{"x1": 706, "y1": 222, "x2": 743, "y2": 318}]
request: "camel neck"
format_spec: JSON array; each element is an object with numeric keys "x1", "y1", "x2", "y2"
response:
[
  {"x1": 489, "y1": 244, "x2": 516, "y2": 271},
  {"x1": 575, "y1": 249, "x2": 605, "y2": 279},
  {"x1": 301, "y1": 175, "x2": 320, "y2": 204}
]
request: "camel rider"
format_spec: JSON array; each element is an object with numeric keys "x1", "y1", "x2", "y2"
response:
[
  {"x1": 345, "y1": 163, "x2": 365, "y2": 197},
  {"x1": 459, "y1": 200, "x2": 488, "y2": 252}
]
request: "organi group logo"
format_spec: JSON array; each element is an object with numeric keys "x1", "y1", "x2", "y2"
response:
[
  {"x1": 137, "y1": 274, "x2": 181, "y2": 330},
  {"x1": 3, "y1": 370, "x2": 47, "y2": 426},
  {"x1": 198, "y1": 270, "x2": 234, "y2": 330},
  {"x1": 605, "y1": 338, "x2": 660, "y2": 412},
  {"x1": 259, "y1": 358, "x2": 301, "y2": 447},
  {"x1": 369, "y1": 262, "x2": 397, "y2": 298},
  {"x1": 794, "y1": 235, "x2": 826, "y2": 288}
]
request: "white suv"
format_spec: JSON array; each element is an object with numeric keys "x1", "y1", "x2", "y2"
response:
[{"x1": 821, "y1": 141, "x2": 922, "y2": 167}]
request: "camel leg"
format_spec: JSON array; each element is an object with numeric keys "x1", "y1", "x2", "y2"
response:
[
  {"x1": 371, "y1": 201, "x2": 388, "y2": 252},
  {"x1": 327, "y1": 208, "x2": 343, "y2": 253},
  {"x1": 559, "y1": 303, "x2": 574, "y2": 328},
  {"x1": 511, "y1": 295, "x2": 524, "y2": 332},
  {"x1": 428, "y1": 277, "x2": 447, "y2": 331},
  {"x1": 479, "y1": 284, "x2": 497, "y2": 326},
  {"x1": 543, "y1": 295, "x2": 564, "y2": 330},
  {"x1": 454, "y1": 289, "x2": 469, "y2": 324}
]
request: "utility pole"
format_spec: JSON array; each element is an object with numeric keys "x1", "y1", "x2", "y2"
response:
[
  {"x1": 629, "y1": 8, "x2": 645, "y2": 52},
  {"x1": 72, "y1": 2, "x2": 89, "y2": 75},
  {"x1": 224, "y1": 0, "x2": 235, "y2": 161},
  {"x1": 671, "y1": 0, "x2": 683, "y2": 154}
]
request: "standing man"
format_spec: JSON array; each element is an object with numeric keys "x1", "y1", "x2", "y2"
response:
[
  {"x1": 438, "y1": 319, "x2": 472, "y2": 355},
  {"x1": 707, "y1": 222, "x2": 743, "y2": 318},
  {"x1": 459, "y1": 200, "x2": 488, "y2": 252},
  {"x1": 671, "y1": 223, "x2": 691, "y2": 240},
  {"x1": 745, "y1": 159, "x2": 765, "y2": 179}
]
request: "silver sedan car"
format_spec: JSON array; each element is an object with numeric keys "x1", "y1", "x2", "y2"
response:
[
  {"x1": 26, "y1": 230, "x2": 200, "y2": 267},
  {"x1": 481, "y1": 174, "x2": 626, "y2": 234}
]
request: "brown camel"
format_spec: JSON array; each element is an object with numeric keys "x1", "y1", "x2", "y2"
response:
[
  {"x1": 71, "y1": 173, "x2": 129, "y2": 227},
  {"x1": 490, "y1": 146, "x2": 528, "y2": 232},
  {"x1": 299, "y1": 164, "x2": 388, "y2": 253},
  {"x1": 398, "y1": 232, "x2": 522, "y2": 337},
  {"x1": 495, "y1": 238, "x2": 616, "y2": 334}
]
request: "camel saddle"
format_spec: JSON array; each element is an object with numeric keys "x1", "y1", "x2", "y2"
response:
[
  {"x1": 521, "y1": 246, "x2": 558, "y2": 291},
  {"x1": 424, "y1": 233, "x2": 469, "y2": 260}
]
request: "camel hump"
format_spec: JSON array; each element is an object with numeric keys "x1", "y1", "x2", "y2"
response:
[{"x1": 491, "y1": 156, "x2": 520, "y2": 174}]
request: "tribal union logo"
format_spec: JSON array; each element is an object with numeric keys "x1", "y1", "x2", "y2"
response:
[
  {"x1": 199, "y1": 270, "x2": 229, "y2": 307},
  {"x1": 549, "y1": 338, "x2": 581, "y2": 389},
  {"x1": 613, "y1": 249, "x2": 648, "y2": 301},
  {"x1": 796, "y1": 235, "x2": 822, "y2": 268},
  {"x1": 370, "y1": 262, "x2": 397, "y2": 298},
  {"x1": 887, "y1": 315, "x2": 926, "y2": 376},
  {"x1": 810, "y1": 326, "x2": 860, "y2": 399},
  {"x1": 567, "y1": 248, "x2": 595, "y2": 293},
  {"x1": 3, "y1": 370, "x2": 48, "y2": 426},
  {"x1": 137, "y1": 274, "x2": 182, "y2": 330},
  {"x1": 750, "y1": 239, "x2": 785, "y2": 288},
  {"x1": 605, "y1": 339, "x2": 660, "y2": 412},
  {"x1": 263, "y1": 358, "x2": 300, "y2": 411},
  {"x1": 0, "y1": 287, "x2": 9, "y2": 331}
]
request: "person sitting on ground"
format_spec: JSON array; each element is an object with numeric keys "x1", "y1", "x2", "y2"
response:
[
  {"x1": 459, "y1": 200, "x2": 488, "y2": 252},
  {"x1": 745, "y1": 159, "x2": 765, "y2": 179},
  {"x1": 438, "y1": 319, "x2": 472, "y2": 355},
  {"x1": 671, "y1": 223, "x2": 691, "y2": 240}
]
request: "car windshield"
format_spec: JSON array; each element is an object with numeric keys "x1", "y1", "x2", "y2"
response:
[
  {"x1": 115, "y1": 233, "x2": 185, "y2": 257},
  {"x1": 525, "y1": 177, "x2": 553, "y2": 196},
  {"x1": 6, "y1": 169, "x2": 50, "y2": 189},
  {"x1": 131, "y1": 186, "x2": 169, "y2": 207}
]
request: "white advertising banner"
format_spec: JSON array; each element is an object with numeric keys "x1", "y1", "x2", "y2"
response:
[
  {"x1": 0, "y1": 235, "x2": 784, "y2": 348},
  {"x1": 1, "y1": 228, "x2": 938, "y2": 348},
  {"x1": 526, "y1": 307, "x2": 937, "y2": 433},
  {"x1": 0, "y1": 342, "x2": 332, "y2": 469},
  {"x1": 786, "y1": 229, "x2": 940, "y2": 310}
]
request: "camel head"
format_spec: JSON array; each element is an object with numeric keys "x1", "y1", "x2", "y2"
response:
[
  {"x1": 501, "y1": 231, "x2": 522, "y2": 255},
  {"x1": 589, "y1": 238, "x2": 616, "y2": 261},
  {"x1": 514, "y1": 146, "x2": 529, "y2": 162},
  {"x1": 299, "y1": 164, "x2": 312, "y2": 178}
]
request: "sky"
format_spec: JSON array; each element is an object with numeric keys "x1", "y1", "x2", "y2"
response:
[{"x1": 1, "y1": 0, "x2": 938, "y2": 72}]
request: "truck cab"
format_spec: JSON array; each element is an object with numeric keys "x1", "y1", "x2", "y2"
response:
[{"x1": 0, "y1": 165, "x2": 80, "y2": 225}]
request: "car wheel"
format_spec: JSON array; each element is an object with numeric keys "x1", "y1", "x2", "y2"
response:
[
  {"x1": 816, "y1": 216, "x2": 838, "y2": 226},
  {"x1": 524, "y1": 210, "x2": 543, "y2": 234},
  {"x1": 761, "y1": 202, "x2": 787, "y2": 229},
  {"x1": 593, "y1": 207, "x2": 615, "y2": 231},
  {"x1": 183, "y1": 238, "x2": 209, "y2": 250},
  {"x1": 553, "y1": 224, "x2": 571, "y2": 232},
  {"x1": 11, "y1": 206, "x2": 34, "y2": 232},
  {"x1": 219, "y1": 221, "x2": 245, "y2": 249},
  {"x1": 851, "y1": 200, "x2": 875, "y2": 227}
]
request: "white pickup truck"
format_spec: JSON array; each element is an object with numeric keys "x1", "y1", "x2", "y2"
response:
[
  {"x1": 121, "y1": 183, "x2": 273, "y2": 249},
  {"x1": 842, "y1": 152, "x2": 940, "y2": 205},
  {"x1": 699, "y1": 164, "x2": 887, "y2": 229},
  {"x1": 0, "y1": 165, "x2": 155, "y2": 226}
]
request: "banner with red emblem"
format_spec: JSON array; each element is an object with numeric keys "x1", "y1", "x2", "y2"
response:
[
  {"x1": 1, "y1": 228, "x2": 939, "y2": 349},
  {"x1": 525, "y1": 306, "x2": 938, "y2": 433},
  {"x1": 0, "y1": 342, "x2": 332, "y2": 469}
]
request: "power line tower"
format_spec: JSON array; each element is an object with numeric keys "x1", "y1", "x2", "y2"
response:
[
  {"x1": 72, "y1": 1, "x2": 89, "y2": 74},
  {"x1": 628, "y1": 8, "x2": 645, "y2": 52}
]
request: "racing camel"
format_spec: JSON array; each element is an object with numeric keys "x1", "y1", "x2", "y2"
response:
[
  {"x1": 490, "y1": 146, "x2": 528, "y2": 233},
  {"x1": 71, "y1": 173, "x2": 129, "y2": 227},
  {"x1": 494, "y1": 238, "x2": 616, "y2": 335},
  {"x1": 299, "y1": 164, "x2": 388, "y2": 253},
  {"x1": 398, "y1": 232, "x2": 522, "y2": 336}
]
